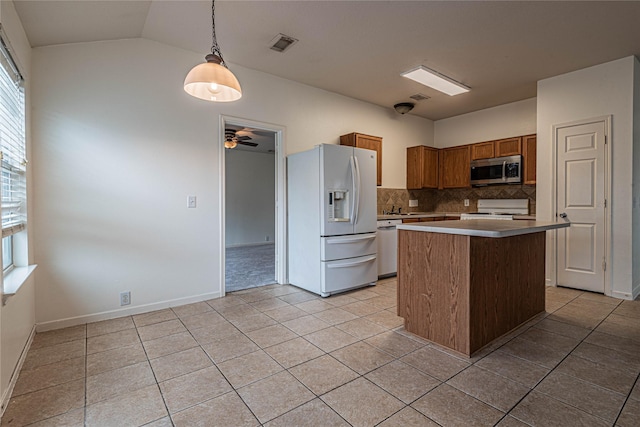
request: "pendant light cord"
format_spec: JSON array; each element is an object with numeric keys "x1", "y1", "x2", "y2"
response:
[{"x1": 210, "y1": 0, "x2": 228, "y2": 68}]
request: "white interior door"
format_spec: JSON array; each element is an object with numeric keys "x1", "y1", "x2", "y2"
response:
[{"x1": 556, "y1": 119, "x2": 607, "y2": 293}]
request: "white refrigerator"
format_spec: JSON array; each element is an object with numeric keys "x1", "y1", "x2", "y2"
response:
[{"x1": 288, "y1": 144, "x2": 378, "y2": 297}]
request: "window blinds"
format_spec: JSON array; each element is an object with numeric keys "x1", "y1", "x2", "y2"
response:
[{"x1": 0, "y1": 30, "x2": 26, "y2": 238}]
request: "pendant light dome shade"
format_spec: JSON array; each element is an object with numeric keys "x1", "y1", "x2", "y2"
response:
[{"x1": 184, "y1": 54, "x2": 242, "y2": 102}]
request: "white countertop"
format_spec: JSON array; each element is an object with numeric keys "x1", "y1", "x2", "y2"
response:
[{"x1": 397, "y1": 219, "x2": 569, "y2": 238}]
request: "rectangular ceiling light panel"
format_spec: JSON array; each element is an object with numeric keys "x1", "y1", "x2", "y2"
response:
[{"x1": 401, "y1": 66, "x2": 470, "y2": 96}]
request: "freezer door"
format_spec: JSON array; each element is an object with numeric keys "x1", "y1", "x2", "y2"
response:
[
  {"x1": 353, "y1": 147, "x2": 377, "y2": 234},
  {"x1": 321, "y1": 254, "x2": 378, "y2": 295},
  {"x1": 320, "y1": 144, "x2": 356, "y2": 236},
  {"x1": 320, "y1": 233, "x2": 377, "y2": 261}
]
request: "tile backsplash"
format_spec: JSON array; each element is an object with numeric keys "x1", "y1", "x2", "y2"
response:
[{"x1": 377, "y1": 185, "x2": 536, "y2": 215}]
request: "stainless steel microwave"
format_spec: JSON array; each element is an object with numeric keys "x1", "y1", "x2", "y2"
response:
[{"x1": 470, "y1": 155, "x2": 522, "y2": 186}]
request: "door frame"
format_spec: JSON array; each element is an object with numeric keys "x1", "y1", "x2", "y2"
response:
[
  {"x1": 218, "y1": 115, "x2": 287, "y2": 296},
  {"x1": 551, "y1": 115, "x2": 612, "y2": 295}
]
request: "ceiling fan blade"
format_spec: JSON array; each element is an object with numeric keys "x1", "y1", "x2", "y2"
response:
[
  {"x1": 237, "y1": 140, "x2": 258, "y2": 147},
  {"x1": 236, "y1": 135, "x2": 252, "y2": 141},
  {"x1": 251, "y1": 130, "x2": 274, "y2": 137}
]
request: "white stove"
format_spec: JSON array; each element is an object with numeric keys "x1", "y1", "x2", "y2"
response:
[{"x1": 460, "y1": 199, "x2": 529, "y2": 220}]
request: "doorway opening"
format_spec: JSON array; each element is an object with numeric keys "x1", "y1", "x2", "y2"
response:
[{"x1": 220, "y1": 116, "x2": 287, "y2": 294}]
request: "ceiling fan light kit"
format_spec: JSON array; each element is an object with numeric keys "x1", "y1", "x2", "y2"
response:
[
  {"x1": 401, "y1": 65, "x2": 470, "y2": 96},
  {"x1": 184, "y1": 0, "x2": 242, "y2": 102}
]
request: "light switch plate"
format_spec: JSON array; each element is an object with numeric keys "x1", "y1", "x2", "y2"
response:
[
  {"x1": 409, "y1": 199, "x2": 418, "y2": 207},
  {"x1": 464, "y1": 199, "x2": 470, "y2": 207},
  {"x1": 187, "y1": 195, "x2": 197, "y2": 208}
]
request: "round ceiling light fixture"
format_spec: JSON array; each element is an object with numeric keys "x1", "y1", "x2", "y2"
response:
[{"x1": 394, "y1": 102, "x2": 415, "y2": 115}]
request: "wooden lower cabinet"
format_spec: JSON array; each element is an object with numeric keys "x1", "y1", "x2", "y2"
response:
[
  {"x1": 397, "y1": 230, "x2": 545, "y2": 356},
  {"x1": 402, "y1": 216, "x2": 451, "y2": 224}
]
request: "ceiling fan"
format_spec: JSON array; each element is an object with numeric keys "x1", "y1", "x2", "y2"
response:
[{"x1": 224, "y1": 128, "x2": 258, "y2": 149}]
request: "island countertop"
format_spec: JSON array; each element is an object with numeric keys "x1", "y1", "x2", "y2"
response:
[{"x1": 396, "y1": 219, "x2": 569, "y2": 238}]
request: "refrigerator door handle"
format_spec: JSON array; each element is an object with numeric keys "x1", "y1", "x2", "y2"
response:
[
  {"x1": 353, "y1": 155, "x2": 361, "y2": 224},
  {"x1": 326, "y1": 255, "x2": 376, "y2": 269},
  {"x1": 349, "y1": 156, "x2": 357, "y2": 223},
  {"x1": 326, "y1": 234, "x2": 376, "y2": 244}
]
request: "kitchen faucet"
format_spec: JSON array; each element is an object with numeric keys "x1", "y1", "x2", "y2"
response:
[{"x1": 383, "y1": 205, "x2": 402, "y2": 215}]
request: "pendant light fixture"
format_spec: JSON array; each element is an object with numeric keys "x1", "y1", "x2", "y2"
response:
[{"x1": 184, "y1": 0, "x2": 242, "y2": 102}]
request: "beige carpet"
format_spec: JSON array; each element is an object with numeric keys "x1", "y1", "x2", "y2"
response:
[{"x1": 225, "y1": 243, "x2": 276, "y2": 292}]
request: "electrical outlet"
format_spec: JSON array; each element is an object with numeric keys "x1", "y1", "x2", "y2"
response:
[
  {"x1": 120, "y1": 291, "x2": 131, "y2": 306},
  {"x1": 464, "y1": 199, "x2": 470, "y2": 207},
  {"x1": 409, "y1": 199, "x2": 418, "y2": 207}
]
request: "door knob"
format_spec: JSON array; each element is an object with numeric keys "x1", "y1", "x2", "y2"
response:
[{"x1": 559, "y1": 213, "x2": 568, "y2": 219}]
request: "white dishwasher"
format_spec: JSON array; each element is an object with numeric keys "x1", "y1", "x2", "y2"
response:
[{"x1": 376, "y1": 219, "x2": 402, "y2": 278}]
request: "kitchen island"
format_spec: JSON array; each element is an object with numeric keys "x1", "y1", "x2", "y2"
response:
[{"x1": 396, "y1": 219, "x2": 569, "y2": 357}]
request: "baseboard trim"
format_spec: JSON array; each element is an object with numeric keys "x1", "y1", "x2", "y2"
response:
[
  {"x1": 632, "y1": 282, "x2": 640, "y2": 300},
  {"x1": 36, "y1": 291, "x2": 221, "y2": 332},
  {"x1": 1, "y1": 325, "x2": 36, "y2": 418},
  {"x1": 611, "y1": 289, "x2": 635, "y2": 301}
]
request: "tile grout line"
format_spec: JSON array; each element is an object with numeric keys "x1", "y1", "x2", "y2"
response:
[
  {"x1": 500, "y1": 300, "x2": 629, "y2": 425},
  {"x1": 612, "y1": 372, "x2": 639, "y2": 425}
]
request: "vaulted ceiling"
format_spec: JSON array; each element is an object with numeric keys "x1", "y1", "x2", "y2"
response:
[{"x1": 13, "y1": 1, "x2": 640, "y2": 120}]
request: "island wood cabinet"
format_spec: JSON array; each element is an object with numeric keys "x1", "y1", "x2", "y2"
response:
[
  {"x1": 397, "y1": 228, "x2": 546, "y2": 356},
  {"x1": 439, "y1": 145, "x2": 471, "y2": 189},
  {"x1": 522, "y1": 134, "x2": 537, "y2": 184},
  {"x1": 340, "y1": 132, "x2": 382, "y2": 186},
  {"x1": 406, "y1": 146, "x2": 439, "y2": 189}
]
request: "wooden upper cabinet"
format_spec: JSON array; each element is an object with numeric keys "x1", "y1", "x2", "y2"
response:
[
  {"x1": 439, "y1": 145, "x2": 471, "y2": 189},
  {"x1": 407, "y1": 146, "x2": 438, "y2": 189},
  {"x1": 340, "y1": 132, "x2": 382, "y2": 186},
  {"x1": 495, "y1": 137, "x2": 522, "y2": 157},
  {"x1": 522, "y1": 134, "x2": 537, "y2": 184},
  {"x1": 471, "y1": 141, "x2": 495, "y2": 160}
]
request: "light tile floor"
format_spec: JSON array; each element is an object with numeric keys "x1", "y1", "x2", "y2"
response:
[{"x1": 2, "y1": 280, "x2": 639, "y2": 426}]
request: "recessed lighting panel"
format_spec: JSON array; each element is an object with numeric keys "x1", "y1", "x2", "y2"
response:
[{"x1": 401, "y1": 66, "x2": 470, "y2": 96}]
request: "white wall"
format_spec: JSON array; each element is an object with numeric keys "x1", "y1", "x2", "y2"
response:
[
  {"x1": 0, "y1": 0, "x2": 35, "y2": 412},
  {"x1": 434, "y1": 98, "x2": 537, "y2": 148},
  {"x1": 31, "y1": 38, "x2": 434, "y2": 329},
  {"x1": 537, "y1": 56, "x2": 637, "y2": 299},
  {"x1": 633, "y1": 58, "x2": 640, "y2": 297},
  {"x1": 225, "y1": 150, "x2": 275, "y2": 246}
]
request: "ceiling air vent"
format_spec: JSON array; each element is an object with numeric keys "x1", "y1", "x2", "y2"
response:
[
  {"x1": 410, "y1": 93, "x2": 430, "y2": 101},
  {"x1": 269, "y1": 34, "x2": 298, "y2": 53}
]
